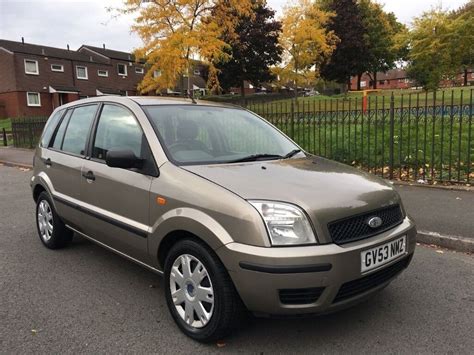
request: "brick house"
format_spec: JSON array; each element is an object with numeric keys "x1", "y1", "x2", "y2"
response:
[
  {"x1": 0, "y1": 39, "x2": 146, "y2": 118},
  {"x1": 350, "y1": 68, "x2": 474, "y2": 91}
]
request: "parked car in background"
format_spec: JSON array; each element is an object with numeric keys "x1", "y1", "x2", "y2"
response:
[
  {"x1": 304, "y1": 90, "x2": 320, "y2": 97},
  {"x1": 31, "y1": 96, "x2": 416, "y2": 342}
]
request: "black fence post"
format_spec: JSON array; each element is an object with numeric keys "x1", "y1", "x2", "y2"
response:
[
  {"x1": 2, "y1": 128, "x2": 7, "y2": 146},
  {"x1": 290, "y1": 100, "x2": 295, "y2": 138},
  {"x1": 389, "y1": 93, "x2": 395, "y2": 180}
]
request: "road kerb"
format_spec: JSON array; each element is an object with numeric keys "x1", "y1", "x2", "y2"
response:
[
  {"x1": 0, "y1": 160, "x2": 33, "y2": 169},
  {"x1": 417, "y1": 230, "x2": 473, "y2": 253}
]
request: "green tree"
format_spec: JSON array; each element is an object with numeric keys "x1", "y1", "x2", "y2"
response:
[
  {"x1": 214, "y1": 1, "x2": 283, "y2": 96},
  {"x1": 448, "y1": 1, "x2": 474, "y2": 86},
  {"x1": 320, "y1": 0, "x2": 367, "y2": 90},
  {"x1": 359, "y1": 0, "x2": 406, "y2": 89},
  {"x1": 405, "y1": 8, "x2": 452, "y2": 91}
]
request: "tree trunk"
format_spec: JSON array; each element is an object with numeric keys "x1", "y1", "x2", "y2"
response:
[
  {"x1": 240, "y1": 80, "x2": 245, "y2": 98},
  {"x1": 346, "y1": 77, "x2": 351, "y2": 92},
  {"x1": 373, "y1": 71, "x2": 377, "y2": 89},
  {"x1": 464, "y1": 68, "x2": 468, "y2": 86},
  {"x1": 357, "y1": 73, "x2": 362, "y2": 91}
]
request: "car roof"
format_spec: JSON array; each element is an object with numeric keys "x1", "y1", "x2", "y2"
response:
[
  {"x1": 56, "y1": 95, "x2": 240, "y2": 111},
  {"x1": 127, "y1": 96, "x2": 236, "y2": 108}
]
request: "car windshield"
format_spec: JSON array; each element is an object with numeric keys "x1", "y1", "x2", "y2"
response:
[{"x1": 143, "y1": 105, "x2": 303, "y2": 165}]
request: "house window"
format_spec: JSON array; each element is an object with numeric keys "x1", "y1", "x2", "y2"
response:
[
  {"x1": 193, "y1": 69, "x2": 200, "y2": 75},
  {"x1": 379, "y1": 80, "x2": 385, "y2": 85},
  {"x1": 24, "y1": 59, "x2": 39, "y2": 75},
  {"x1": 135, "y1": 67, "x2": 144, "y2": 74},
  {"x1": 117, "y1": 63, "x2": 127, "y2": 76},
  {"x1": 26, "y1": 92, "x2": 41, "y2": 107},
  {"x1": 76, "y1": 66, "x2": 88, "y2": 80},
  {"x1": 98, "y1": 69, "x2": 108, "y2": 77},
  {"x1": 153, "y1": 70, "x2": 161, "y2": 78},
  {"x1": 51, "y1": 64, "x2": 64, "y2": 72}
]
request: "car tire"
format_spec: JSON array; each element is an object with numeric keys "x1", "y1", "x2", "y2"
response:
[
  {"x1": 35, "y1": 191, "x2": 73, "y2": 249},
  {"x1": 164, "y1": 238, "x2": 246, "y2": 342}
]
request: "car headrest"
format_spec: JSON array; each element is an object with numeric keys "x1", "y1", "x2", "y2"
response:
[{"x1": 177, "y1": 120, "x2": 199, "y2": 141}]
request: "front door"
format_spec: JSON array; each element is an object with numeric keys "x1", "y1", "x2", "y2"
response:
[{"x1": 80, "y1": 103, "x2": 156, "y2": 262}]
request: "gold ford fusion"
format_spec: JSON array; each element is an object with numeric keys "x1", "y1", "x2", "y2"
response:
[{"x1": 31, "y1": 96, "x2": 416, "y2": 342}]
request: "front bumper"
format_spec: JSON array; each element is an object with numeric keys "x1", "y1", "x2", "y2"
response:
[{"x1": 216, "y1": 217, "x2": 416, "y2": 315}]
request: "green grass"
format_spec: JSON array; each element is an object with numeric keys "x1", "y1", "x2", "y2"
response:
[
  {"x1": 0, "y1": 118, "x2": 12, "y2": 146},
  {"x1": 264, "y1": 113, "x2": 473, "y2": 183}
]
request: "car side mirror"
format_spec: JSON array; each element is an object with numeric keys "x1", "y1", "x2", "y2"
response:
[{"x1": 105, "y1": 149, "x2": 143, "y2": 170}]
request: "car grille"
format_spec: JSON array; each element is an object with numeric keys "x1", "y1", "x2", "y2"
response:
[
  {"x1": 333, "y1": 256, "x2": 411, "y2": 303},
  {"x1": 328, "y1": 205, "x2": 403, "y2": 245},
  {"x1": 279, "y1": 287, "x2": 325, "y2": 305}
]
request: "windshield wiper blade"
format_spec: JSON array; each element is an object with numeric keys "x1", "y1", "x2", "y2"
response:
[
  {"x1": 228, "y1": 153, "x2": 283, "y2": 163},
  {"x1": 283, "y1": 149, "x2": 302, "y2": 159}
]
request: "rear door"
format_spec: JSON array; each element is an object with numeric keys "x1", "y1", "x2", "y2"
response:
[
  {"x1": 43, "y1": 104, "x2": 99, "y2": 229},
  {"x1": 79, "y1": 103, "x2": 157, "y2": 262}
]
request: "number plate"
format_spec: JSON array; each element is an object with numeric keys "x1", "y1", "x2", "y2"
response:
[{"x1": 361, "y1": 236, "x2": 407, "y2": 273}]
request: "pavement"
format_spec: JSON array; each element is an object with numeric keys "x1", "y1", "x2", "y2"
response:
[
  {"x1": 0, "y1": 147, "x2": 34, "y2": 168},
  {"x1": 0, "y1": 164, "x2": 473, "y2": 353}
]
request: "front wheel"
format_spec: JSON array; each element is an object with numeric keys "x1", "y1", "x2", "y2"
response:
[{"x1": 164, "y1": 239, "x2": 245, "y2": 342}]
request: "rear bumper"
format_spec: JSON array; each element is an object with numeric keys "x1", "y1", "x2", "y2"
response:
[{"x1": 216, "y1": 217, "x2": 416, "y2": 315}]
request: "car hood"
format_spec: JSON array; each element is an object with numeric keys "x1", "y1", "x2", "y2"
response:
[{"x1": 182, "y1": 156, "x2": 402, "y2": 243}]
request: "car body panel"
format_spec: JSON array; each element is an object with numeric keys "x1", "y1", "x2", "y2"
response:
[{"x1": 183, "y1": 156, "x2": 401, "y2": 244}]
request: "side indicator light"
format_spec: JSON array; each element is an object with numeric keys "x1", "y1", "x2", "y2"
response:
[{"x1": 156, "y1": 197, "x2": 167, "y2": 205}]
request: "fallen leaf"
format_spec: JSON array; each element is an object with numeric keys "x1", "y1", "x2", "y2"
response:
[
  {"x1": 216, "y1": 341, "x2": 226, "y2": 348},
  {"x1": 456, "y1": 197, "x2": 462, "y2": 200},
  {"x1": 436, "y1": 250, "x2": 444, "y2": 254},
  {"x1": 31, "y1": 329, "x2": 37, "y2": 335}
]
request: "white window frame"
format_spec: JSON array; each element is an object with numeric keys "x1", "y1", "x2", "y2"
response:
[
  {"x1": 24, "y1": 59, "x2": 39, "y2": 75},
  {"x1": 26, "y1": 92, "x2": 41, "y2": 107},
  {"x1": 51, "y1": 64, "x2": 64, "y2": 72},
  {"x1": 76, "y1": 66, "x2": 88, "y2": 80},
  {"x1": 135, "y1": 67, "x2": 144, "y2": 74},
  {"x1": 117, "y1": 63, "x2": 128, "y2": 76},
  {"x1": 97, "y1": 69, "x2": 109, "y2": 77}
]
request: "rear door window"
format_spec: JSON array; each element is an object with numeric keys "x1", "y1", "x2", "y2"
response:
[{"x1": 61, "y1": 105, "x2": 98, "y2": 155}]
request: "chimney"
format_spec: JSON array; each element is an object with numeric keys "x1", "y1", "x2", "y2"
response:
[
  {"x1": 21, "y1": 37, "x2": 24, "y2": 44},
  {"x1": 67, "y1": 44, "x2": 70, "y2": 51},
  {"x1": 41, "y1": 48, "x2": 45, "y2": 55},
  {"x1": 103, "y1": 43, "x2": 106, "y2": 49}
]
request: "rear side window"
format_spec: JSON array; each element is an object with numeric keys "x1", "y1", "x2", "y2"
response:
[
  {"x1": 40, "y1": 109, "x2": 64, "y2": 147},
  {"x1": 51, "y1": 110, "x2": 72, "y2": 149},
  {"x1": 61, "y1": 105, "x2": 98, "y2": 155}
]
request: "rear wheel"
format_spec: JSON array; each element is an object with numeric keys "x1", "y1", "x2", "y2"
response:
[
  {"x1": 164, "y1": 239, "x2": 246, "y2": 342},
  {"x1": 36, "y1": 191, "x2": 73, "y2": 249}
]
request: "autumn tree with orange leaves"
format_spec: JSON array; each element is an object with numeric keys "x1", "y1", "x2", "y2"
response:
[
  {"x1": 120, "y1": 0, "x2": 252, "y2": 95},
  {"x1": 278, "y1": 0, "x2": 338, "y2": 98}
]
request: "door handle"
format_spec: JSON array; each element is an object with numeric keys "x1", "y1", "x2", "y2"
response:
[
  {"x1": 43, "y1": 158, "x2": 52, "y2": 166},
  {"x1": 82, "y1": 171, "x2": 95, "y2": 181}
]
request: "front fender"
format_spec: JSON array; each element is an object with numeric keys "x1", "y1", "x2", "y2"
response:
[{"x1": 148, "y1": 207, "x2": 234, "y2": 264}]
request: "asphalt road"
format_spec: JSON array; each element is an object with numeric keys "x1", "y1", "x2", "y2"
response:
[{"x1": 1, "y1": 165, "x2": 473, "y2": 354}]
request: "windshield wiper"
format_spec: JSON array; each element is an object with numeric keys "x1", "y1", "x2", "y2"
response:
[
  {"x1": 228, "y1": 153, "x2": 283, "y2": 163},
  {"x1": 283, "y1": 149, "x2": 302, "y2": 159}
]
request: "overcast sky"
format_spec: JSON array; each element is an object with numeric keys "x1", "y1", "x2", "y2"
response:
[{"x1": 0, "y1": 0, "x2": 469, "y2": 53}]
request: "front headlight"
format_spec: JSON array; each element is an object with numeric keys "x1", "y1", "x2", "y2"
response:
[{"x1": 249, "y1": 201, "x2": 317, "y2": 246}]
